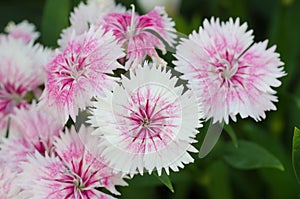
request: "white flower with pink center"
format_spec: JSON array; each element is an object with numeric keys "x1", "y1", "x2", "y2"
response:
[
  {"x1": 0, "y1": 37, "x2": 51, "y2": 138},
  {"x1": 41, "y1": 25, "x2": 124, "y2": 124},
  {"x1": 4, "y1": 20, "x2": 40, "y2": 44},
  {"x1": 100, "y1": 6, "x2": 177, "y2": 70},
  {"x1": 18, "y1": 126, "x2": 127, "y2": 199},
  {"x1": 174, "y1": 17, "x2": 285, "y2": 124},
  {"x1": 0, "y1": 104, "x2": 62, "y2": 172},
  {"x1": 89, "y1": 62, "x2": 202, "y2": 176},
  {"x1": 0, "y1": 38, "x2": 50, "y2": 115}
]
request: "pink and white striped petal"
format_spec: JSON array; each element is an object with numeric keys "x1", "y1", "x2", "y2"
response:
[
  {"x1": 0, "y1": 167, "x2": 20, "y2": 199},
  {"x1": 0, "y1": 116, "x2": 8, "y2": 141}
]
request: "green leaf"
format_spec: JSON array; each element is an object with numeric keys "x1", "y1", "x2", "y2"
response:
[
  {"x1": 241, "y1": 122, "x2": 299, "y2": 198},
  {"x1": 223, "y1": 140, "x2": 284, "y2": 171},
  {"x1": 41, "y1": 0, "x2": 71, "y2": 46},
  {"x1": 206, "y1": 160, "x2": 233, "y2": 199},
  {"x1": 292, "y1": 127, "x2": 300, "y2": 184},
  {"x1": 154, "y1": 172, "x2": 174, "y2": 193},
  {"x1": 224, "y1": 125, "x2": 238, "y2": 148}
]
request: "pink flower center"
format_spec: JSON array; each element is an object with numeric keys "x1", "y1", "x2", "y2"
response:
[
  {"x1": 118, "y1": 86, "x2": 181, "y2": 146},
  {"x1": 63, "y1": 55, "x2": 87, "y2": 81},
  {"x1": 213, "y1": 51, "x2": 240, "y2": 88},
  {"x1": 54, "y1": 54, "x2": 88, "y2": 92},
  {"x1": 220, "y1": 60, "x2": 238, "y2": 83},
  {"x1": 60, "y1": 163, "x2": 96, "y2": 197},
  {"x1": 141, "y1": 118, "x2": 151, "y2": 128},
  {"x1": 0, "y1": 82, "x2": 28, "y2": 115},
  {"x1": 128, "y1": 100, "x2": 166, "y2": 141},
  {"x1": 73, "y1": 174, "x2": 85, "y2": 191}
]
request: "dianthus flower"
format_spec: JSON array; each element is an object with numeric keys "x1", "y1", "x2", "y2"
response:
[
  {"x1": 174, "y1": 17, "x2": 285, "y2": 124},
  {"x1": 0, "y1": 36, "x2": 51, "y2": 137},
  {"x1": 18, "y1": 126, "x2": 127, "y2": 198},
  {"x1": 89, "y1": 62, "x2": 202, "y2": 176},
  {"x1": 41, "y1": 25, "x2": 124, "y2": 123}
]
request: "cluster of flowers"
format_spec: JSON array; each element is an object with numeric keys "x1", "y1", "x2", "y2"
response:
[{"x1": 0, "y1": 0, "x2": 285, "y2": 198}]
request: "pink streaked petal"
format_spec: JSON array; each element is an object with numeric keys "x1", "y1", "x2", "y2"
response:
[
  {"x1": 54, "y1": 126, "x2": 85, "y2": 167},
  {"x1": 0, "y1": 167, "x2": 20, "y2": 198},
  {"x1": 17, "y1": 152, "x2": 69, "y2": 198},
  {"x1": 0, "y1": 116, "x2": 8, "y2": 141},
  {"x1": 4, "y1": 20, "x2": 40, "y2": 43},
  {"x1": 0, "y1": 36, "x2": 51, "y2": 89},
  {"x1": 140, "y1": 6, "x2": 176, "y2": 47},
  {"x1": 10, "y1": 103, "x2": 63, "y2": 153},
  {"x1": 0, "y1": 137, "x2": 33, "y2": 172},
  {"x1": 0, "y1": 103, "x2": 63, "y2": 173},
  {"x1": 241, "y1": 41, "x2": 284, "y2": 89}
]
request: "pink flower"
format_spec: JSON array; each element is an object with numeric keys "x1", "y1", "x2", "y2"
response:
[
  {"x1": 0, "y1": 37, "x2": 51, "y2": 137},
  {"x1": 173, "y1": 17, "x2": 285, "y2": 124},
  {"x1": 89, "y1": 62, "x2": 202, "y2": 176},
  {"x1": 41, "y1": 25, "x2": 124, "y2": 123},
  {"x1": 0, "y1": 104, "x2": 62, "y2": 172},
  {"x1": 4, "y1": 20, "x2": 40, "y2": 43},
  {"x1": 18, "y1": 126, "x2": 127, "y2": 198},
  {"x1": 100, "y1": 6, "x2": 176, "y2": 70}
]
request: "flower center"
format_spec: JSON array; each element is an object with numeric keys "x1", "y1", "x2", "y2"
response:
[
  {"x1": 217, "y1": 59, "x2": 238, "y2": 87},
  {"x1": 0, "y1": 82, "x2": 29, "y2": 115},
  {"x1": 70, "y1": 63, "x2": 83, "y2": 80},
  {"x1": 11, "y1": 92, "x2": 23, "y2": 106},
  {"x1": 222, "y1": 60, "x2": 238, "y2": 79},
  {"x1": 62, "y1": 55, "x2": 87, "y2": 81},
  {"x1": 73, "y1": 174, "x2": 85, "y2": 191},
  {"x1": 141, "y1": 118, "x2": 151, "y2": 128}
]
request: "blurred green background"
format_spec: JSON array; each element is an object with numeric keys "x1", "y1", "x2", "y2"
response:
[{"x1": 1, "y1": 0, "x2": 300, "y2": 198}]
